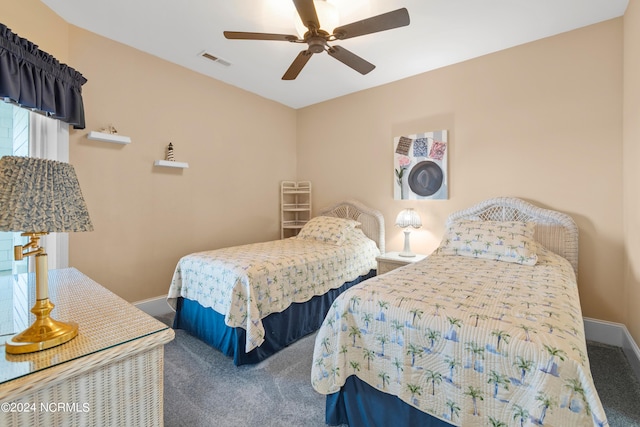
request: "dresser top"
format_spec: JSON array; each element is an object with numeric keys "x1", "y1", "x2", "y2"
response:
[{"x1": 0, "y1": 268, "x2": 170, "y2": 385}]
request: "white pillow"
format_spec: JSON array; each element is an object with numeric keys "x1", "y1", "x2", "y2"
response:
[
  {"x1": 436, "y1": 220, "x2": 538, "y2": 266},
  {"x1": 297, "y1": 216, "x2": 361, "y2": 245}
]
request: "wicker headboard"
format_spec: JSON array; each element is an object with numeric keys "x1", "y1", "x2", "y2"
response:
[
  {"x1": 318, "y1": 200, "x2": 386, "y2": 254},
  {"x1": 447, "y1": 197, "x2": 578, "y2": 275}
]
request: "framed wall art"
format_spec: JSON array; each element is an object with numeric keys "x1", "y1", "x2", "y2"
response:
[{"x1": 393, "y1": 130, "x2": 448, "y2": 200}]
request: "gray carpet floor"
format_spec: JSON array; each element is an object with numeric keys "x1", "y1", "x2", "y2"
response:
[
  {"x1": 159, "y1": 314, "x2": 327, "y2": 427},
  {"x1": 158, "y1": 314, "x2": 640, "y2": 427},
  {"x1": 587, "y1": 341, "x2": 640, "y2": 426}
]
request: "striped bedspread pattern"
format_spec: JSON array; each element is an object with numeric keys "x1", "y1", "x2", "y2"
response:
[{"x1": 311, "y1": 248, "x2": 606, "y2": 427}]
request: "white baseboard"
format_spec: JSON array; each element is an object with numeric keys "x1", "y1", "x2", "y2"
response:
[
  {"x1": 584, "y1": 317, "x2": 640, "y2": 381},
  {"x1": 134, "y1": 295, "x2": 172, "y2": 317}
]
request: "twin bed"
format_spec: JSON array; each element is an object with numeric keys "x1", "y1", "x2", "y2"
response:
[
  {"x1": 167, "y1": 200, "x2": 385, "y2": 365},
  {"x1": 311, "y1": 197, "x2": 607, "y2": 426},
  {"x1": 167, "y1": 196, "x2": 606, "y2": 426}
]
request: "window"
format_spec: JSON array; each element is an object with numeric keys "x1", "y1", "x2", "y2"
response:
[
  {"x1": 0, "y1": 102, "x2": 70, "y2": 276},
  {"x1": 0, "y1": 102, "x2": 28, "y2": 276}
]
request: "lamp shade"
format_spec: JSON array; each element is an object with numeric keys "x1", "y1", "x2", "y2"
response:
[
  {"x1": 0, "y1": 156, "x2": 93, "y2": 233},
  {"x1": 395, "y1": 208, "x2": 422, "y2": 229}
]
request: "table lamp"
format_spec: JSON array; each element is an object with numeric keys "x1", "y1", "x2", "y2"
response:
[
  {"x1": 395, "y1": 208, "x2": 421, "y2": 257},
  {"x1": 0, "y1": 156, "x2": 93, "y2": 354}
]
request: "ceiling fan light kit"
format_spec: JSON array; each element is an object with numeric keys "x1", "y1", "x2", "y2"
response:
[
  {"x1": 223, "y1": 0, "x2": 410, "y2": 80},
  {"x1": 294, "y1": 1, "x2": 339, "y2": 38}
]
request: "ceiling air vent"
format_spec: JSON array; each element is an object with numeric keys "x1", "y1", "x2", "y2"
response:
[{"x1": 200, "y1": 51, "x2": 231, "y2": 67}]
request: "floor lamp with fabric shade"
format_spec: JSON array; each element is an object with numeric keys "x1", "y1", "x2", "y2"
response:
[{"x1": 0, "y1": 156, "x2": 93, "y2": 354}]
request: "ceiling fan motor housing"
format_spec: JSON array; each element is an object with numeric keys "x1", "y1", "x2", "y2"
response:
[{"x1": 307, "y1": 37, "x2": 325, "y2": 53}]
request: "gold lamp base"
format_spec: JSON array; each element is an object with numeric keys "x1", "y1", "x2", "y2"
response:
[{"x1": 5, "y1": 299, "x2": 78, "y2": 355}]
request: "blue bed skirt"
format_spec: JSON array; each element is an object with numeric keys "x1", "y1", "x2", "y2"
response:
[
  {"x1": 326, "y1": 376, "x2": 454, "y2": 427},
  {"x1": 173, "y1": 269, "x2": 375, "y2": 366}
]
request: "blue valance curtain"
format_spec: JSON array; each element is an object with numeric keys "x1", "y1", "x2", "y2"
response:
[{"x1": 0, "y1": 23, "x2": 87, "y2": 129}]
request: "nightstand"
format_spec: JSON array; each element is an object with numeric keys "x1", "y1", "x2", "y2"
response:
[{"x1": 376, "y1": 251, "x2": 428, "y2": 275}]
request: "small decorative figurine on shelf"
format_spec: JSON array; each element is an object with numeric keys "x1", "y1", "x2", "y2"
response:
[
  {"x1": 99, "y1": 124, "x2": 118, "y2": 134},
  {"x1": 166, "y1": 143, "x2": 175, "y2": 161}
]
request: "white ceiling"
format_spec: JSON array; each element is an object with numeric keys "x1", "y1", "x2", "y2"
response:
[{"x1": 41, "y1": 0, "x2": 628, "y2": 109}]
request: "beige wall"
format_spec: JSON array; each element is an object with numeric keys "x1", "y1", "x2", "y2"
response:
[
  {"x1": 624, "y1": 3, "x2": 640, "y2": 345},
  {"x1": 2, "y1": 0, "x2": 298, "y2": 302},
  {"x1": 297, "y1": 19, "x2": 625, "y2": 325},
  {"x1": 2, "y1": 0, "x2": 69, "y2": 63},
  {"x1": 67, "y1": 27, "x2": 298, "y2": 301},
  {"x1": 2, "y1": 1, "x2": 637, "y2": 343}
]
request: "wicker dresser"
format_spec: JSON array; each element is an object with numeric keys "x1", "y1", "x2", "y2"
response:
[{"x1": 0, "y1": 268, "x2": 174, "y2": 426}]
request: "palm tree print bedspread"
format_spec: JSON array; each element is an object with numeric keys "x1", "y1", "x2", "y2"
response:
[
  {"x1": 167, "y1": 232, "x2": 379, "y2": 352},
  {"x1": 311, "y1": 248, "x2": 607, "y2": 426}
]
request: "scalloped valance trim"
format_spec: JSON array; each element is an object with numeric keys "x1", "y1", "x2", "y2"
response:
[{"x1": 0, "y1": 23, "x2": 87, "y2": 129}]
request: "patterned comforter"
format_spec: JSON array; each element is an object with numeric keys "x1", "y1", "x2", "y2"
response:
[
  {"x1": 311, "y1": 248, "x2": 607, "y2": 426},
  {"x1": 167, "y1": 232, "x2": 379, "y2": 352}
]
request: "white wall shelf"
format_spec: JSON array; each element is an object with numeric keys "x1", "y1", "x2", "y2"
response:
[
  {"x1": 87, "y1": 131, "x2": 131, "y2": 145},
  {"x1": 281, "y1": 181, "x2": 311, "y2": 239},
  {"x1": 154, "y1": 160, "x2": 189, "y2": 169}
]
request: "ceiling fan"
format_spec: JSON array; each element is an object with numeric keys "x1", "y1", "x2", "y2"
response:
[{"x1": 223, "y1": 0, "x2": 410, "y2": 80}]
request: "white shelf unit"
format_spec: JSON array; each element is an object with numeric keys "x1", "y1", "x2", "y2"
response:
[
  {"x1": 87, "y1": 131, "x2": 131, "y2": 145},
  {"x1": 153, "y1": 160, "x2": 189, "y2": 169},
  {"x1": 281, "y1": 181, "x2": 311, "y2": 239}
]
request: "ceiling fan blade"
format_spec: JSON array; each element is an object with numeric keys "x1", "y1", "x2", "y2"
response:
[
  {"x1": 327, "y1": 45, "x2": 375, "y2": 75},
  {"x1": 293, "y1": 0, "x2": 320, "y2": 31},
  {"x1": 333, "y1": 8, "x2": 410, "y2": 40},
  {"x1": 224, "y1": 31, "x2": 299, "y2": 42},
  {"x1": 282, "y1": 50, "x2": 313, "y2": 80}
]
